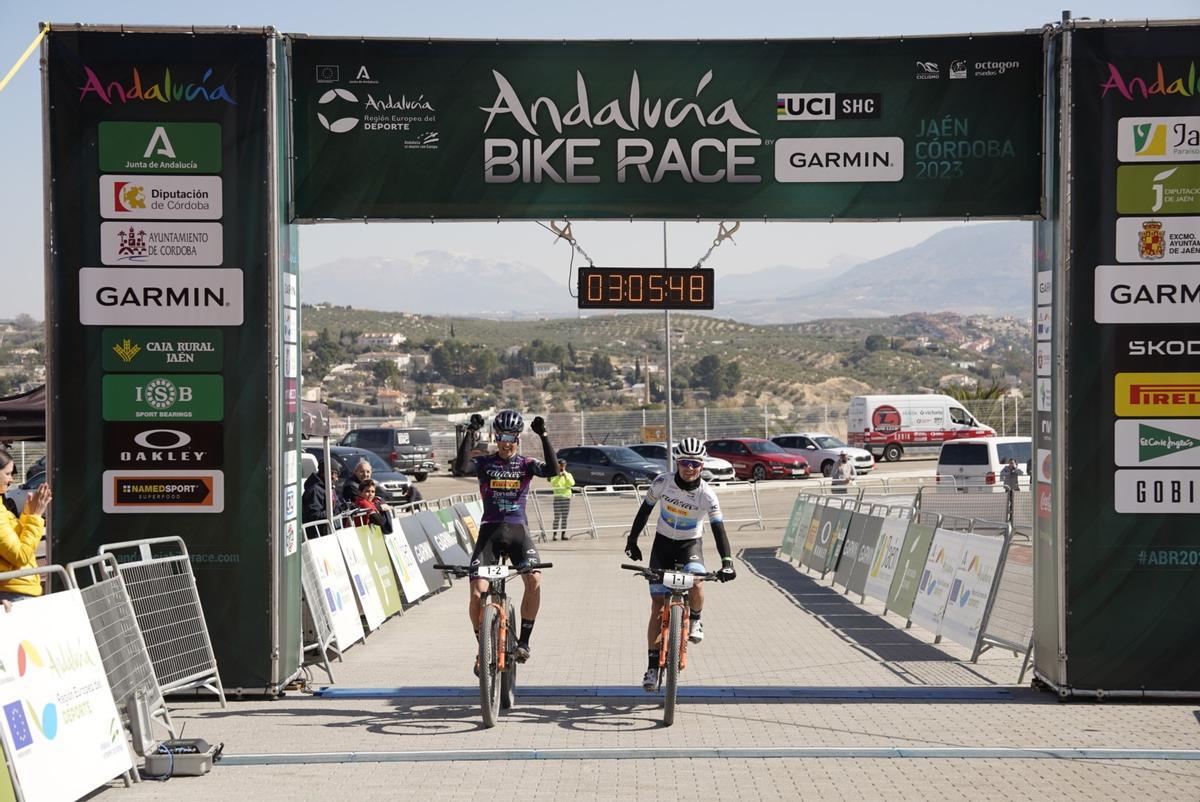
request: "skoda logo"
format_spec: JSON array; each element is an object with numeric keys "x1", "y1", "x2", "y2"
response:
[
  {"x1": 132, "y1": 429, "x2": 192, "y2": 450},
  {"x1": 317, "y1": 88, "x2": 360, "y2": 133}
]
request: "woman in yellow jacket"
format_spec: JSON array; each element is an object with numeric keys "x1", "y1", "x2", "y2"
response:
[
  {"x1": 549, "y1": 459, "x2": 575, "y2": 541},
  {"x1": 0, "y1": 450, "x2": 53, "y2": 603}
]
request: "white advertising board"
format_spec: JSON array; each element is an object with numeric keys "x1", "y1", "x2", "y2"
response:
[
  {"x1": 0, "y1": 591, "x2": 132, "y2": 802},
  {"x1": 940, "y1": 532, "x2": 1006, "y2": 649},
  {"x1": 910, "y1": 528, "x2": 968, "y2": 635},
  {"x1": 862, "y1": 516, "x2": 908, "y2": 604},
  {"x1": 336, "y1": 525, "x2": 386, "y2": 631},
  {"x1": 383, "y1": 527, "x2": 430, "y2": 604},
  {"x1": 304, "y1": 534, "x2": 365, "y2": 651}
]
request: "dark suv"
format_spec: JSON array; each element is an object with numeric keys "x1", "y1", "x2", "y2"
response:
[
  {"x1": 302, "y1": 443, "x2": 416, "y2": 505},
  {"x1": 340, "y1": 427, "x2": 436, "y2": 482}
]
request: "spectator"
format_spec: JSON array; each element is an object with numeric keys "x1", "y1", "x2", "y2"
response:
[
  {"x1": 549, "y1": 459, "x2": 575, "y2": 540},
  {"x1": 1000, "y1": 457, "x2": 1023, "y2": 492},
  {"x1": 831, "y1": 451, "x2": 855, "y2": 495},
  {"x1": 353, "y1": 479, "x2": 393, "y2": 534},
  {"x1": 0, "y1": 448, "x2": 52, "y2": 604},
  {"x1": 342, "y1": 458, "x2": 372, "y2": 505},
  {"x1": 302, "y1": 463, "x2": 341, "y2": 537}
]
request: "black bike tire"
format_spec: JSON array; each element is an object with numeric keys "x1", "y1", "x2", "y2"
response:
[
  {"x1": 479, "y1": 604, "x2": 501, "y2": 728},
  {"x1": 500, "y1": 602, "x2": 517, "y2": 710},
  {"x1": 663, "y1": 602, "x2": 682, "y2": 727}
]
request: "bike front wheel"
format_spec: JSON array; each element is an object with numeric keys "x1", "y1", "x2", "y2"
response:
[
  {"x1": 663, "y1": 602, "x2": 683, "y2": 727},
  {"x1": 500, "y1": 602, "x2": 517, "y2": 710},
  {"x1": 479, "y1": 604, "x2": 501, "y2": 728}
]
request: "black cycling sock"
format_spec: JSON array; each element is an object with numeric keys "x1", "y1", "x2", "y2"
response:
[
  {"x1": 519, "y1": 619, "x2": 535, "y2": 646},
  {"x1": 648, "y1": 649, "x2": 659, "y2": 670},
  {"x1": 689, "y1": 610, "x2": 702, "y2": 621}
]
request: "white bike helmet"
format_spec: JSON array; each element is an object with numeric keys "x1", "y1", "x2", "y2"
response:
[{"x1": 673, "y1": 437, "x2": 707, "y2": 460}]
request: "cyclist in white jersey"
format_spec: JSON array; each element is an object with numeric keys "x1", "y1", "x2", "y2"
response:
[{"x1": 624, "y1": 437, "x2": 736, "y2": 691}]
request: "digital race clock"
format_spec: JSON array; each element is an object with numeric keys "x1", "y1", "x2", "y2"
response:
[{"x1": 577, "y1": 267, "x2": 715, "y2": 310}]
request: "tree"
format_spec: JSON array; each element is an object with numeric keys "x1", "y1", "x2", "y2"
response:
[
  {"x1": 371, "y1": 360, "x2": 402, "y2": 388},
  {"x1": 865, "y1": 334, "x2": 889, "y2": 351},
  {"x1": 589, "y1": 351, "x2": 614, "y2": 380},
  {"x1": 945, "y1": 382, "x2": 1008, "y2": 401}
]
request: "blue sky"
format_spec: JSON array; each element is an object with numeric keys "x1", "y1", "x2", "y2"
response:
[{"x1": 1, "y1": 1, "x2": 1195, "y2": 318}]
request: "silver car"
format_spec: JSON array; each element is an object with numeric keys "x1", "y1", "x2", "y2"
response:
[
  {"x1": 771, "y1": 433, "x2": 876, "y2": 477},
  {"x1": 626, "y1": 443, "x2": 736, "y2": 482}
]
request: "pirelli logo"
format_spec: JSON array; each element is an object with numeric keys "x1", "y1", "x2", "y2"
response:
[
  {"x1": 1116, "y1": 373, "x2": 1200, "y2": 416},
  {"x1": 490, "y1": 479, "x2": 520, "y2": 491}
]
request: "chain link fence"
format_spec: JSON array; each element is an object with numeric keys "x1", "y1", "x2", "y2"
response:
[{"x1": 331, "y1": 396, "x2": 1031, "y2": 464}]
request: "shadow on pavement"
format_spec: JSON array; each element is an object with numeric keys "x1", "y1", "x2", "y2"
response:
[{"x1": 741, "y1": 546, "x2": 1003, "y2": 683}]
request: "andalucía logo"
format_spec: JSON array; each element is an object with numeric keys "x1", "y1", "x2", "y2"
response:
[
  {"x1": 1102, "y1": 62, "x2": 1200, "y2": 101},
  {"x1": 78, "y1": 66, "x2": 236, "y2": 105},
  {"x1": 1139, "y1": 423, "x2": 1200, "y2": 461}
]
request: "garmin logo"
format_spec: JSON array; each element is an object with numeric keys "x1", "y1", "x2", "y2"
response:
[
  {"x1": 80, "y1": 268, "x2": 243, "y2": 326},
  {"x1": 1129, "y1": 339, "x2": 1200, "y2": 356},
  {"x1": 1095, "y1": 266, "x2": 1200, "y2": 323}
]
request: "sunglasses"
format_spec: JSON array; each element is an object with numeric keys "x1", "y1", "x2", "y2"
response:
[
  {"x1": 677, "y1": 459, "x2": 704, "y2": 469},
  {"x1": 496, "y1": 433, "x2": 520, "y2": 443}
]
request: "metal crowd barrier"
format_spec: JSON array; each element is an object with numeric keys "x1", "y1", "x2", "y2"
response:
[
  {"x1": 976, "y1": 526, "x2": 1035, "y2": 681},
  {"x1": 299, "y1": 519, "x2": 339, "y2": 681},
  {"x1": 66, "y1": 554, "x2": 175, "y2": 742},
  {"x1": 99, "y1": 537, "x2": 227, "y2": 706}
]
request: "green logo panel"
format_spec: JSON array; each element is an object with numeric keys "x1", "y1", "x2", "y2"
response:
[
  {"x1": 99, "y1": 122, "x2": 222, "y2": 173},
  {"x1": 1139, "y1": 423, "x2": 1200, "y2": 461},
  {"x1": 1117, "y1": 164, "x2": 1200, "y2": 214},
  {"x1": 103, "y1": 374, "x2": 224, "y2": 421},
  {"x1": 102, "y1": 328, "x2": 223, "y2": 372}
]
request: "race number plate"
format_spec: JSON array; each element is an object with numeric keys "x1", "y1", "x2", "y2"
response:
[
  {"x1": 477, "y1": 565, "x2": 510, "y2": 580},
  {"x1": 661, "y1": 571, "x2": 695, "y2": 591}
]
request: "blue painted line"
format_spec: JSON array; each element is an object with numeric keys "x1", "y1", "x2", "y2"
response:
[
  {"x1": 218, "y1": 746, "x2": 1200, "y2": 766},
  {"x1": 310, "y1": 685, "x2": 1025, "y2": 701}
]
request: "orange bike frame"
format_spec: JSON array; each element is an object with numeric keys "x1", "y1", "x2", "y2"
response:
[
  {"x1": 490, "y1": 597, "x2": 509, "y2": 671},
  {"x1": 658, "y1": 595, "x2": 690, "y2": 671}
]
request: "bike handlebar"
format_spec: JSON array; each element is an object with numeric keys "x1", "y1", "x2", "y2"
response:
[
  {"x1": 433, "y1": 562, "x2": 554, "y2": 577},
  {"x1": 621, "y1": 563, "x2": 721, "y2": 582}
]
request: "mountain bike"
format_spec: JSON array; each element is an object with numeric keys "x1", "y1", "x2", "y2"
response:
[
  {"x1": 622, "y1": 563, "x2": 720, "y2": 727},
  {"x1": 435, "y1": 560, "x2": 552, "y2": 728}
]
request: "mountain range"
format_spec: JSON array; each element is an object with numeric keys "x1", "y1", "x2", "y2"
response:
[{"x1": 299, "y1": 221, "x2": 1034, "y2": 323}]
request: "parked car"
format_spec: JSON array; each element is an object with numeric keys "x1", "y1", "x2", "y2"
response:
[
  {"x1": 556, "y1": 445, "x2": 665, "y2": 487},
  {"x1": 626, "y1": 443, "x2": 736, "y2": 482},
  {"x1": 339, "y1": 427, "x2": 437, "y2": 481},
  {"x1": 704, "y1": 438, "x2": 810, "y2": 481},
  {"x1": 771, "y1": 432, "x2": 875, "y2": 477},
  {"x1": 302, "y1": 442, "x2": 416, "y2": 505},
  {"x1": 6, "y1": 471, "x2": 46, "y2": 512},
  {"x1": 24, "y1": 455, "x2": 46, "y2": 482},
  {"x1": 935, "y1": 436, "x2": 1032, "y2": 493}
]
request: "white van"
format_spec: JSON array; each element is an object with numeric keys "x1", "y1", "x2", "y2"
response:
[
  {"x1": 846, "y1": 394, "x2": 995, "y2": 462},
  {"x1": 935, "y1": 436, "x2": 1032, "y2": 492}
]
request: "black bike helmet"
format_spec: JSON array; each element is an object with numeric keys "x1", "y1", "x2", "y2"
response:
[{"x1": 492, "y1": 409, "x2": 525, "y2": 435}]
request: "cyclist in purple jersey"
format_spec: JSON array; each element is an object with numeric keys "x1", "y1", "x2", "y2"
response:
[{"x1": 455, "y1": 409, "x2": 558, "y2": 663}]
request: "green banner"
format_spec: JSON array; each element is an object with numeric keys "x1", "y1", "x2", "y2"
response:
[
  {"x1": 822, "y1": 507, "x2": 854, "y2": 576},
  {"x1": 47, "y1": 30, "x2": 281, "y2": 690},
  {"x1": 290, "y1": 35, "x2": 1042, "y2": 220},
  {"x1": 357, "y1": 525, "x2": 402, "y2": 617},
  {"x1": 102, "y1": 328, "x2": 223, "y2": 372},
  {"x1": 798, "y1": 503, "x2": 825, "y2": 569},
  {"x1": 98, "y1": 121, "x2": 222, "y2": 173},
  {"x1": 886, "y1": 522, "x2": 936, "y2": 619},
  {"x1": 1116, "y1": 163, "x2": 1200, "y2": 214},
  {"x1": 779, "y1": 495, "x2": 806, "y2": 560},
  {"x1": 102, "y1": 374, "x2": 223, "y2": 421}
]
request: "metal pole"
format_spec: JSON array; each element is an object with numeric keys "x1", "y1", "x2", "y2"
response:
[
  {"x1": 664, "y1": 222, "x2": 674, "y2": 471},
  {"x1": 580, "y1": 409, "x2": 585, "y2": 446},
  {"x1": 704, "y1": 406, "x2": 708, "y2": 440},
  {"x1": 1001, "y1": 396, "x2": 1007, "y2": 436},
  {"x1": 763, "y1": 402, "x2": 769, "y2": 439}
]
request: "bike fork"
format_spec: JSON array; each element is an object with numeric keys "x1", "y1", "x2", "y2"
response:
[
  {"x1": 658, "y1": 597, "x2": 690, "y2": 672},
  {"x1": 493, "y1": 601, "x2": 508, "y2": 671}
]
